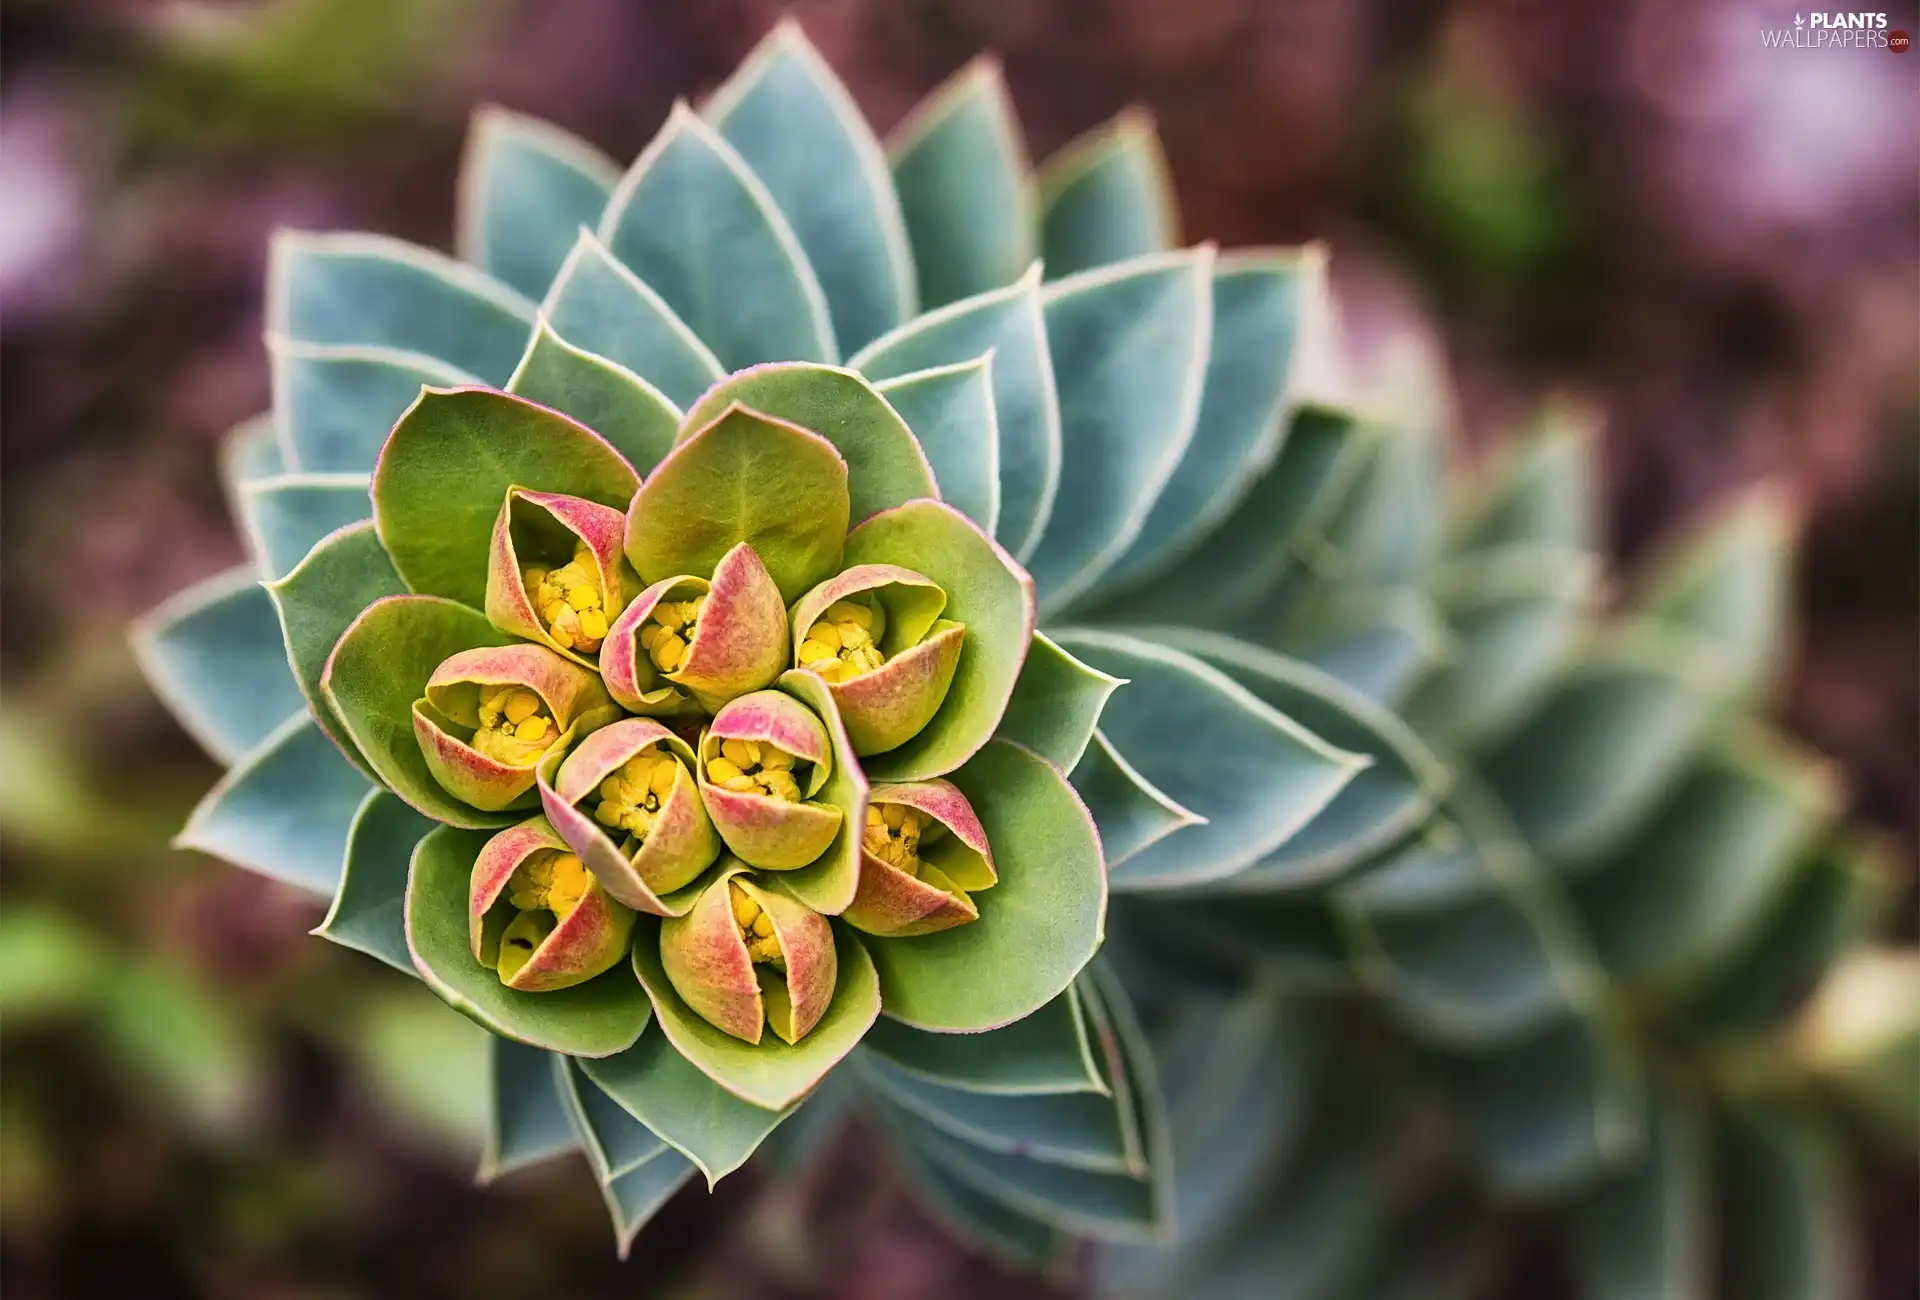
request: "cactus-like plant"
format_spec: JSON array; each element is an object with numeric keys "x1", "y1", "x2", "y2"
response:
[{"x1": 132, "y1": 18, "x2": 1913, "y2": 1288}]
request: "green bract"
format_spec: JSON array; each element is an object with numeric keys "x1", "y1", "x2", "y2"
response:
[{"x1": 135, "y1": 17, "x2": 1907, "y2": 1283}]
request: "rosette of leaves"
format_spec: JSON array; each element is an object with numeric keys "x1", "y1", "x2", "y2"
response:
[
  {"x1": 1076, "y1": 377, "x2": 1918, "y2": 1297},
  {"x1": 130, "y1": 21, "x2": 1330, "y2": 1254},
  {"x1": 130, "y1": 18, "x2": 1914, "y2": 1280}
]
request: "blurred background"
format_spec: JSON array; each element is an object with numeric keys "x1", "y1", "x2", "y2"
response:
[{"x1": 1, "y1": 1, "x2": 1914, "y2": 1296}]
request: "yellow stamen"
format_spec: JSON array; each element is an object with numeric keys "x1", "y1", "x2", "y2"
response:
[
  {"x1": 704, "y1": 737, "x2": 809, "y2": 802},
  {"x1": 506, "y1": 850, "x2": 591, "y2": 916},
  {"x1": 470, "y1": 688, "x2": 560, "y2": 766},
  {"x1": 523, "y1": 544, "x2": 609, "y2": 654},
  {"x1": 729, "y1": 881, "x2": 786, "y2": 967},
  {"x1": 863, "y1": 801, "x2": 926, "y2": 877},
  {"x1": 591, "y1": 746, "x2": 682, "y2": 843},
  {"x1": 799, "y1": 596, "x2": 891, "y2": 682}
]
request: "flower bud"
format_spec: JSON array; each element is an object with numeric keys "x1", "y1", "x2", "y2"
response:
[
  {"x1": 541, "y1": 717, "x2": 722, "y2": 911},
  {"x1": 790, "y1": 564, "x2": 964, "y2": 755},
  {"x1": 486, "y1": 488, "x2": 638, "y2": 664},
  {"x1": 697, "y1": 691, "x2": 843, "y2": 870},
  {"x1": 413, "y1": 643, "x2": 615, "y2": 812},
  {"x1": 841, "y1": 779, "x2": 997, "y2": 937},
  {"x1": 658, "y1": 866, "x2": 836, "y2": 1044},
  {"x1": 469, "y1": 817, "x2": 636, "y2": 991},
  {"x1": 600, "y1": 542, "x2": 789, "y2": 715}
]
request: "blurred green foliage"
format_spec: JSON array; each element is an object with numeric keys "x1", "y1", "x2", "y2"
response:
[{"x1": 112, "y1": 0, "x2": 505, "y2": 163}]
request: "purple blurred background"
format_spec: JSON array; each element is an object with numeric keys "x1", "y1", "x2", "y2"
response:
[{"x1": 2, "y1": 1, "x2": 1914, "y2": 1296}]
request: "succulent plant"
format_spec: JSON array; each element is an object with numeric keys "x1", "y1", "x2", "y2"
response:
[{"x1": 132, "y1": 17, "x2": 1913, "y2": 1288}]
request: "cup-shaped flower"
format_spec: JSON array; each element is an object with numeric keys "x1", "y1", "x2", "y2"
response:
[
  {"x1": 841, "y1": 779, "x2": 998, "y2": 937},
  {"x1": 790, "y1": 564, "x2": 964, "y2": 756},
  {"x1": 658, "y1": 866, "x2": 836, "y2": 1045},
  {"x1": 541, "y1": 717, "x2": 722, "y2": 912},
  {"x1": 468, "y1": 817, "x2": 636, "y2": 992},
  {"x1": 485, "y1": 487, "x2": 638, "y2": 664},
  {"x1": 600, "y1": 542, "x2": 788, "y2": 716},
  {"x1": 414, "y1": 643, "x2": 615, "y2": 812},
  {"x1": 698, "y1": 690, "x2": 842, "y2": 870}
]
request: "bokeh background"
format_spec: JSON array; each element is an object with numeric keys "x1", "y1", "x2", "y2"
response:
[{"x1": 2, "y1": 1, "x2": 1914, "y2": 1296}]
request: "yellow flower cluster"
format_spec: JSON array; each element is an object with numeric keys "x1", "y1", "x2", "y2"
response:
[
  {"x1": 496, "y1": 849, "x2": 592, "y2": 981},
  {"x1": 507, "y1": 848, "x2": 592, "y2": 916},
  {"x1": 798, "y1": 599, "x2": 885, "y2": 683},
  {"x1": 471, "y1": 687, "x2": 557, "y2": 766},
  {"x1": 593, "y1": 747, "x2": 681, "y2": 842},
  {"x1": 729, "y1": 881, "x2": 782, "y2": 964},
  {"x1": 706, "y1": 737, "x2": 803, "y2": 801},
  {"x1": 524, "y1": 542, "x2": 609, "y2": 652},
  {"x1": 638, "y1": 596, "x2": 708, "y2": 673},
  {"x1": 863, "y1": 803, "x2": 924, "y2": 877}
]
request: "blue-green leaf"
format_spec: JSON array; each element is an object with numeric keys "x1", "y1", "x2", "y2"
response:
[
  {"x1": 553, "y1": 1056, "x2": 669, "y2": 1181},
  {"x1": 1715, "y1": 1103, "x2": 1853, "y2": 1300},
  {"x1": 1110, "y1": 893, "x2": 1353, "y2": 993},
  {"x1": 1306, "y1": 391, "x2": 1447, "y2": 590},
  {"x1": 263, "y1": 521, "x2": 407, "y2": 777},
  {"x1": 455, "y1": 107, "x2": 619, "y2": 301},
  {"x1": 851, "y1": 266, "x2": 1061, "y2": 561},
  {"x1": 602, "y1": 1149, "x2": 697, "y2": 1259},
  {"x1": 891, "y1": 1124, "x2": 1073, "y2": 1270},
  {"x1": 1568, "y1": 1092, "x2": 1708, "y2": 1300},
  {"x1": 1052, "y1": 630, "x2": 1367, "y2": 891},
  {"x1": 883, "y1": 965, "x2": 1170, "y2": 1241},
  {"x1": 176, "y1": 714, "x2": 371, "y2": 896},
  {"x1": 132, "y1": 567, "x2": 306, "y2": 765},
  {"x1": 218, "y1": 414, "x2": 284, "y2": 506},
  {"x1": 1447, "y1": 403, "x2": 1598, "y2": 555},
  {"x1": 861, "y1": 978, "x2": 1144, "y2": 1177},
  {"x1": 1145, "y1": 630, "x2": 1450, "y2": 892},
  {"x1": 874, "y1": 356, "x2": 1001, "y2": 535},
  {"x1": 1632, "y1": 487, "x2": 1794, "y2": 705},
  {"x1": 314, "y1": 789, "x2": 432, "y2": 973},
  {"x1": 1277, "y1": 588, "x2": 1451, "y2": 707},
  {"x1": 238, "y1": 473, "x2": 372, "y2": 580},
  {"x1": 1687, "y1": 835, "x2": 1893, "y2": 1034},
  {"x1": 1098, "y1": 249, "x2": 1321, "y2": 594},
  {"x1": 269, "y1": 338, "x2": 476, "y2": 474},
  {"x1": 599, "y1": 102, "x2": 834, "y2": 367},
  {"x1": 992, "y1": 631, "x2": 1124, "y2": 770},
  {"x1": 539, "y1": 230, "x2": 725, "y2": 409},
  {"x1": 1437, "y1": 1007, "x2": 1642, "y2": 1198},
  {"x1": 1574, "y1": 725, "x2": 1838, "y2": 992},
  {"x1": 1402, "y1": 547, "x2": 1596, "y2": 751},
  {"x1": 861, "y1": 984, "x2": 1105, "y2": 1095},
  {"x1": 1098, "y1": 403, "x2": 1369, "y2": 628},
  {"x1": 269, "y1": 231, "x2": 536, "y2": 384},
  {"x1": 1338, "y1": 819, "x2": 1598, "y2": 1044},
  {"x1": 1108, "y1": 1038, "x2": 1394, "y2": 1300},
  {"x1": 581, "y1": 1026, "x2": 794, "y2": 1185},
  {"x1": 478, "y1": 1037, "x2": 577, "y2": 1182},
  {"x1": 506, "y1": 318, "x2": 682, "y2": 474},
  {"x1": 1128, "y1": 983, "x2": 1328, "y2": 1275},
  {"x1": 1038, "y1": 110, "x2": 1176, "y2": 279},
  {"x1": 1069, "y1": 729, "x2": 1204, "y2": 870},
  {"x1": 704, "y1": 20, "x2": 914, "y2": 353},
  {"x1": 860, "y1": 1050, "x2": 1139, "y2": 1174},
  {"x1": 1479, "y1": 626, "x2": 1733, "y2": 864},
  {"x1": 888, "y1": 57, "x2": 1035, "y2": 310},
  {"x1": 1030, "y1": 249, "x2": 1214, "y2": 615}
]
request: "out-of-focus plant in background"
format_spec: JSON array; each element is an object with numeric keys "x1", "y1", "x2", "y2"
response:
[{"x1": 2, "y1": 1, "x2": 1912, "y2": 1297}]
